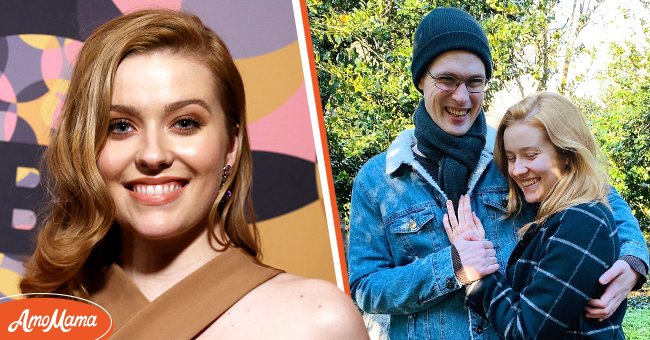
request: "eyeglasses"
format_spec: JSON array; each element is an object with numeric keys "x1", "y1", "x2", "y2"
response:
[{"x1": 426, "y1": 71, "x2": 488, "y2": 93}]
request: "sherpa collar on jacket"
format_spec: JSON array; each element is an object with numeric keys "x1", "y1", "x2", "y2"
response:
[{"x1": 384, "y1": 127, "x2": 497, "y2": 197}]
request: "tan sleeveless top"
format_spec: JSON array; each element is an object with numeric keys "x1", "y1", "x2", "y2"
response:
[{"x1": 89, "y1": 248, "x2": 283, "y2": 339}]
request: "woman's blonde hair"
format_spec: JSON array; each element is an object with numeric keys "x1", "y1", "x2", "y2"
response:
[
  {"x1": 493, "y1": 92, "x2": 610, "y2": 235},
  {"x1": 20, "y1": 9, "x2": 259, "y2": 297}
]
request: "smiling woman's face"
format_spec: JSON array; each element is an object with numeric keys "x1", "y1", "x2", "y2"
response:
[
  {"x1": 97, "y1": 51, "x2": 238, "y2": 241},
  {"x1": 503, "y1": 121, "x2": 564, "y2": 203}
]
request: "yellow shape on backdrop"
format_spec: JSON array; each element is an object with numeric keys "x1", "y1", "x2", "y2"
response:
[
  {"x1": 235, "y1": 41, "x2": 304, "y2": 123},
  {"x1": 0, "y1": 254, "x2": 22, "y2": 297},
  {"x1": 19, "y1": 34, "x2": 59, "y2": 50},
  {"x1": 16, "y1": 167, "x2": 39, "y2": 184},
  {"x1": 16, "y1": 91, "x2": 60, "y2": 146},
  {"x1": 43, "y1": 78, "x2": 69, "y2": 92},
  {"x1": 40, "y1": 80, "x2": 69, "y2": 131}
]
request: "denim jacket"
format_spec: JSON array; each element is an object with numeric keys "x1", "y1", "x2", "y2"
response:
[{"x1": 348, "y1": 129, "x2": 649, "y2": 340}]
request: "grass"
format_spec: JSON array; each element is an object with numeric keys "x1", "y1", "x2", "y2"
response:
[
  {"x1": 623, "y1": 307, "x2": 650, "y2": 339},
  {"x1": 622, "y1": 234, "x2": 650, "y2": 339},
  {"x1": 623, "y1": 284, "x2": 650, "y2": 339}
]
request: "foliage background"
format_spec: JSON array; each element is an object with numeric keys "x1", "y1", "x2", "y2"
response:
[{"x1": 308, "y1": 0, "x2": 650, "y2": 242}]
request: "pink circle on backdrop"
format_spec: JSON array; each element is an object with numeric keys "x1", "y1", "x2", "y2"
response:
[
  {"x1": 113, "y1": 0, "x2": 182, "y2": 12},
  {"x1": 64, "y1": 40, "x2": 83, "y2": 65},
  {"x1": 2, "y1": 111, "x2": 18, "y2": 141},
  {"x1": 248, "y1": 84, "x2": 315, "y2": 163},
  {"x1": 41, "y1": 45, "x2": 63, "y2": 81},
  {"x1": 0, "y1": 74, "x2": 16, "y2": 102}
]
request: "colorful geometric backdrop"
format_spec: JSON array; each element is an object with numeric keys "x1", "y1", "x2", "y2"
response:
[{"x1": 0, "y1": 0, "x2": 336, "y2": 299}]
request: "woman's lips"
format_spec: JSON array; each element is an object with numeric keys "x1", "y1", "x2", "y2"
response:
[
  {"x1": 125, "y1": 180, "x2": 187, "y2": 206},
  {"x1": 519, "y1": 178, "x2": 540, "y2": 188},
  {"x1": 517, "y1": 178, "x2": 541, "y2": 197}
]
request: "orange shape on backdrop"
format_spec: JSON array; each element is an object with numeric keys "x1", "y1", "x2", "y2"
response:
[
  {"x1": 258, "y1": 197, "x2": 336, "y2": 284},
  {"x1": 16, "y1": 95, "x2": 56, "y2": 145},
  {"x1": 235, "y1": 41, "x2": 304, "y2": 123},
  {"x1": 258, "y1": 163, "x2": 339, "y2": 284},
  {"x1": 11, "y1": 77, "x2": 67, "y2": 146}
]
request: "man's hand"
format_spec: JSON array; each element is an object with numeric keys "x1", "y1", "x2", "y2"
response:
[{"x1": 585, "y1": 260, "x2": 639, "y2": 321}]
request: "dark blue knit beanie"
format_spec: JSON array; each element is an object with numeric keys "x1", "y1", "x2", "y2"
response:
[{"x1": 411, "y1": 7, "x2": 493, "y2": 91}]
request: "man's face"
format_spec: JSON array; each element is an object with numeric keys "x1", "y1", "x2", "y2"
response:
[{"x1": 418, "y1": 50, "x2": 486, "y2": 136}]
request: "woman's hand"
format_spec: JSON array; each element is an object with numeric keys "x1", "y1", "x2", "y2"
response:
[
  {"x1": 452, "y1": 232, "x2": 499, "y2": 282},
  {"x1": 443, "y1": 194, "x2": 485, "y2": 242},
  {"x1": 443, "y1": 195, "x2": 497, "y2": 282}
]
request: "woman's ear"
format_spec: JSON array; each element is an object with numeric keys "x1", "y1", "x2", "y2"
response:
[
  {"x1": 559, "y1": 149, "x2": 571, "y2": 172},
  {"x1": 225, "y1": 125, "x2": 240, "y2": 167}
]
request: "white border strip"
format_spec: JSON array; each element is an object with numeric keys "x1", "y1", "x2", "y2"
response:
[{"x1": 290, "y1": 0, "x2": 344, "y2": 290}]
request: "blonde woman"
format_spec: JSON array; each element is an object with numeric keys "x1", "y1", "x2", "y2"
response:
[
  {"x1": 444, "y1": 92, "x2": 628, "y2": 338},
  {"x1": 20, "y1": 10, "x2": 367, "y2": 339}
]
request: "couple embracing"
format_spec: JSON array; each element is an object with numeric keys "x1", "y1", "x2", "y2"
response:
[{"x1": 348, "y1": 7, "x2": 648, "y2": 340}]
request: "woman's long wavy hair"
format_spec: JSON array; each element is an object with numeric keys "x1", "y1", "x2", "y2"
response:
[
  {"x1": 493, "y1": 92, "x2": 610, "y2": 235},
  {"x1": 20, "y1": 9, "x2": 259, "y2": 297}
]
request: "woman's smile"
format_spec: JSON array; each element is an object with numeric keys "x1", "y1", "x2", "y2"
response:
[
  {"x1": 125, "y1": 177, "x2": 188, "y2": 205},
  {"x1": 504, "y1": 121, "x2": 564, "y2": 203}
]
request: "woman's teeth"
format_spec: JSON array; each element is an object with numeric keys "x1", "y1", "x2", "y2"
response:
[
  {"x1": 521, "y1": 178, "x2": 540, "y2": 187},
  {"x1": 133, "y1": 184, "x2": 182, "y2": 195}
]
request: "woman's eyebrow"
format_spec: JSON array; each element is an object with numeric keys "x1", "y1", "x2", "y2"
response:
[
  {"x1": 165, "y1": 99, "x2": 211, "y2": 113},
  {"x1": 110, "y1": 104, "x2": 139, "y2": 115},
  {"x1": 109, "y1": 99, "x2": 212, "y2": 116}
]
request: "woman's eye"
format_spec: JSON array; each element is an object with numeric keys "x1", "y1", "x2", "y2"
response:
[
  {"x1": 526, "y1": 153, "x2": 538, "y2": 159},
  {"x1": 172, "y1": 117, "x2": 201, "y2": 133},
  {"x1": 109, "y1": 120, "x2": 134, "y2": 135}
]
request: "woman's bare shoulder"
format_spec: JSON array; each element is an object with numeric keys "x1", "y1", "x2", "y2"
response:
[
  {"x1": 201, "y1": 273, "x2": 369, "y2": 339},
  {"x1": 256, "y1": 273, "x2": 368, "y2": 338}
]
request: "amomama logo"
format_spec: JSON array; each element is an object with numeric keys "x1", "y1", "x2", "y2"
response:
[{"x1": 0, "y1": 293, "x2": 113, "y2": 339}]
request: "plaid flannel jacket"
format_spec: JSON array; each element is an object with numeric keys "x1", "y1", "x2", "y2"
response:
[{"x1": 466, "y1": 201, "x2": 625, "y2": 339}]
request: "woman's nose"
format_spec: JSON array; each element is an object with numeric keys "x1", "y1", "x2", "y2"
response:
[
  {"x1": 136, "y1": 131, "x2": 172, "y2": 172},
  {"x1": 510, "y1": 159, "x2": 528, "y2": 177}
]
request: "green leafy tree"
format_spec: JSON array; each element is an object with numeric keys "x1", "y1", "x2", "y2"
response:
[
  {"x1": 583, "y1": 32, "x2": 650, "y2": 235},
  {"x1": 308, "y1": 0, "x2": 566, "y2": 225}
]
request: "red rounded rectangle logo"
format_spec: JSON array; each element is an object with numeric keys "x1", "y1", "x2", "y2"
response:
[{"x1": 0, "y1": 294, "x2": 113, "y2": 339}]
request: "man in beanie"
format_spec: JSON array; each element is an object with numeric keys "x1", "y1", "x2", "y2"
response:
[{"x1": 347, "y1": 7, "x2": 648, "y2": 339}]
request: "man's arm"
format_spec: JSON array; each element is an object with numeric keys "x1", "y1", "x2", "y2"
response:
[
  {"x1": 609, "y1": 186, "x2": 649, "y2": 273},
  {"x1": 585, "y1": 187, "x2": 649, "y2": 319}
]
